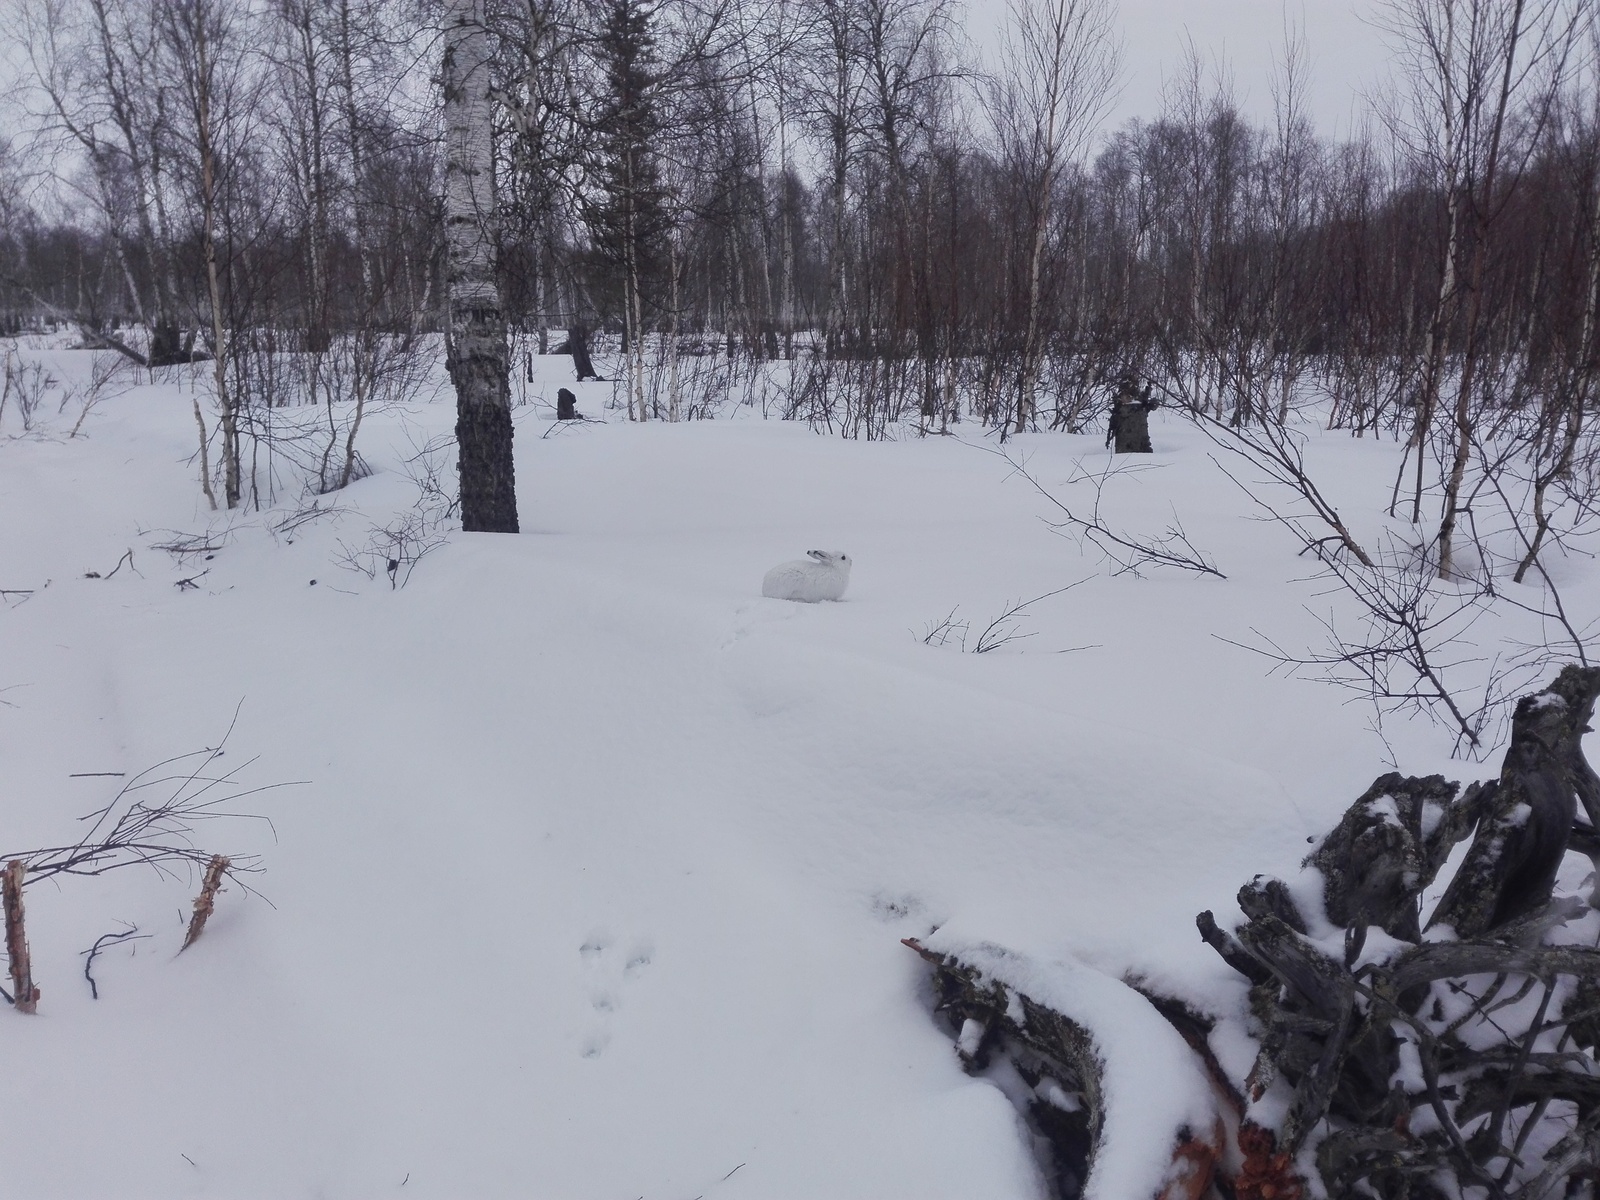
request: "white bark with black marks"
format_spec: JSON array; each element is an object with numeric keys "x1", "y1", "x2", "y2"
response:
[{"x1": 443, "y1": 0, "x2": 519, "y2": 533}]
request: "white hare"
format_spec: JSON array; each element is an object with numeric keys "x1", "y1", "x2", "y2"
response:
[{"x1": 761, "y1": 550, "x2": 852, "y2": 602}]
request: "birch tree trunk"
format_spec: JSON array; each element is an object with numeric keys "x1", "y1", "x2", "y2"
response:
[
  {"x1": 1437, "y1": 0, "x2": 1537, "y2": 580},
  {"x1": 443, "y1": 0, "x2": 519, "y2": 533},
  {"x1": 180, "y1": 1, "x2": 240, "y2": 510},
  {"x1": 336, "y1": 0, "x2": 375, "y2": 490}
]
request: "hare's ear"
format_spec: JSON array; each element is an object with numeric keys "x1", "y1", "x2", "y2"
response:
[{"x1": 806, "y1": 549, "x2": 828, "y2": 561}]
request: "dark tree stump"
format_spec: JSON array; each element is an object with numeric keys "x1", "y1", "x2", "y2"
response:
[
  {"x1": 148, "y1": 322, "x2": 186, "y2": 367},
  {"x1": 556, "y1": 388, "x2": 579, "y2": 421},
  {"x1": 554, "y1": 324, "x2": 600, "y2": 382},
  {"x1": 1106, "y1": 379, "x2": 1157, "y2": 454}
]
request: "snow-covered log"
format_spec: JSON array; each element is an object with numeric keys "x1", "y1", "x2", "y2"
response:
[{"x1": 905, "y1": 934, "x2": 1222, "y2": 1200}]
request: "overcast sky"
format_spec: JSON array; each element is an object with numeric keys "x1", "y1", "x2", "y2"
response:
[{"x1": 966, "y1": 0, "x2": 1388, "y2": 140}]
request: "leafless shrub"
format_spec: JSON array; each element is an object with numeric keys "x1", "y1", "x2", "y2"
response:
[
  {"x1": 626, "y1": 332, "x2": 741, "y2": 420},
  {"x1": 65, "y1": 351, "x2": 132, "y2": 437},
  {"x1": 398, "y1": 428, "x2": 461, "y2": 521},
  {"x1": 1192, "y1": 406, "x2": 1374, "y2": 567},
  {"x1": 1223, "y1": 534, "x2": 1516, "y2": 756},
  {"x1": 336, "y1": 507, "x2": 450, "y2": 589},
  {"x1": 0, "y1": 712, "x2": 281, "y2": 893},
  {"x1": 972, "y1": 596, "x2": 1043, "y2": 654},
  {"x1": 789, "y1": 353, "x2": 925, "y2": 440},
  {"x1": 146, "y1": 528, "x2": 229, "y2": 558},
  {"x1": 1201, "y1": 402, "x2": 1597, "y2": 756},
  {"x1": 919, "y1": 608, "x2": 970, "y2": 649},
  {"x1": 269, "y1": 498, "x2": 347, "y2": 541},
  {"x1": 336, "y1": 426, "x2": 457, "y2": 588},
  {"x1": 919, "y1": 583, "x2": 1093, "y2": 655},
  {"x1": 1041, "y1": 350, "x2": 1110, "y2": 434},
  {"x1": 999, "y1": 450, "x2": 1226, "y2": 578},
  {"x1": 313, "y1": 331, "x2": 439, "y2": 493},
  {"x1": 2, "y1": 351, "x2": 53, "y2": 433}
]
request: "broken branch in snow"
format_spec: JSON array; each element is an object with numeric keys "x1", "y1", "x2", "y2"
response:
[
  {"x1": 84, "y1": 549, "x2": 137, "y2": 581},
  {"x1": 181, "y1": 855, "x2": 231, "y2": 951},
  {"x1": 80, "y1": 925, "x2": 148, "y2": 999},
  {"x1": 4, "y1": 860, "x2": 38, "y2": 1013},
  {"x1": 269, "y1": 500, "x2": 345, "y2": 540}
]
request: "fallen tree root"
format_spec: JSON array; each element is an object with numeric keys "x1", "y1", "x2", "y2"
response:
[
  {"x1": 906, "y1": 665, "x2": 1600, "y2": 1198},
  {"x1": 1198, "y1": 664, "x2": 1600, "y2": 1196}
]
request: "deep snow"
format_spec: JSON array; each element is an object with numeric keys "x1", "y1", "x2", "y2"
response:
[{"x1": 1, "y1": 343, "x2": 1589, "y2": 1197}]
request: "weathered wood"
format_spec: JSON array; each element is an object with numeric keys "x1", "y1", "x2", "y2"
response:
[
  {"x1": 1307, "y1": 773, "x2": 1483, "y2": 941},
  {"x1": 181, "y1": 854, "x2": 230, "y2": 951},
  {"x1": 904, "y1": 937, "x2": 1105, "y2": 1193},
  {"x1": 904, "y1": 938, "x2": 1221, "y2": 1200},
  {"x1": 1384, "y1": 935, "x2": 1600, "y2": 994},
  {"x1": 4, "y1": 860, "x2": 37, "y2": 1013},
  {"x1": 1429, "y1": 664, "x2": 1600, "y2": 938},
  {"x1": 1196, "y1": 909, "x2": 1271, "y2": 985}
]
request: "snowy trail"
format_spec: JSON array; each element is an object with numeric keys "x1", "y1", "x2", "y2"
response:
[{"x1": 0, "y1": 366, "x2": 1419, "y2": 1197}]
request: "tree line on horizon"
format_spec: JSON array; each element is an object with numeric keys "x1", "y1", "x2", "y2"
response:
[{"x1": 0, "y1": 0, "x2": 1593, "y2": 451}]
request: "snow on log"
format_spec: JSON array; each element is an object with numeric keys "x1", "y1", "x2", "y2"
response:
[{"x1": 907, "y1": 931, "x2": 1221, "y2": 1200}]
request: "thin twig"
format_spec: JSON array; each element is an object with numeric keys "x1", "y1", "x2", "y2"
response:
[{"x1": 80, "y1": 925, "x2": 148, "y2": 1000}]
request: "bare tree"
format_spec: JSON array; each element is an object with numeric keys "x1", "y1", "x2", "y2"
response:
[
  {"x1": 989, "y1": 0, "x2": 1118, "y2": 435},
  {"x1": 159, "y1": 0, "x2": 251, "y2": 509},
  {"x1": 1379, "y1": 0, "x2": 1582, "y2": 576}
]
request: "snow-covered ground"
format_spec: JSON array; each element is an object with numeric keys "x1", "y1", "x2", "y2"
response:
[{"x1": 0, "y1": 344, "x2": 1588, "y2": 1197}]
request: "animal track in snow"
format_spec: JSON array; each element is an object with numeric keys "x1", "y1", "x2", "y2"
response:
[
  {"x1": 576, "y1": 931, "x2": 655, "y2": 1058},
  {"x1": 869, "y1": 891, "x2": 925, "y2": 923}
]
